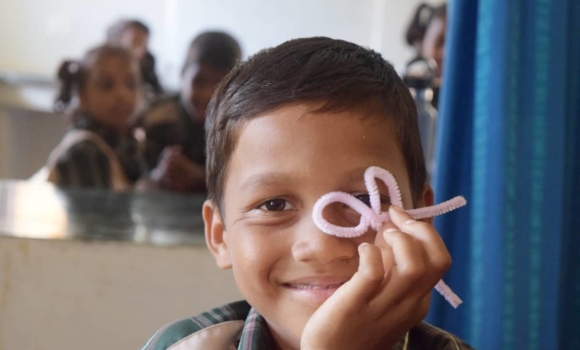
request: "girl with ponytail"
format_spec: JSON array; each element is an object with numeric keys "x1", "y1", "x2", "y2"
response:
[{"x1": 37, "y1": 45, "x2": 144, "y2": 190}]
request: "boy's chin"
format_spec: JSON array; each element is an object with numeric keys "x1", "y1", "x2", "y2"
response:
[{"x1": 263, "y1": 312, "x2": 311, "y2": 348}]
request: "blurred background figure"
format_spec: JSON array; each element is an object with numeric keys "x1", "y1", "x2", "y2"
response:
[
  {"x1": 180, "y1": 31, "x2": 242, "y2": 120},
  {"x1": 403, "y1": 57, "x2": 438, "y2": 178},
  {"x1": 403, "y1": 2, "x2": 447, "y2": 178},
  {"x1": 106, "y1": 19, "x2": 164, "y2": 100},
  {"x1": 405, "y1": 3, "x2": 446, "y2": 109},
  {"x1": 137, "y1": 31, "x2": 241, "y2": 193},
  {"x1": 0, "y1": 1, "x2": 428, "y2": 181},
  {"x1": 38, "y1": 45, "x2": 143, "y2": 190}
]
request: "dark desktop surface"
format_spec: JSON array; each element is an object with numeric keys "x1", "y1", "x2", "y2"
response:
[{"x1": 0, "y1": 180, "x2": 206, "y2": 246}]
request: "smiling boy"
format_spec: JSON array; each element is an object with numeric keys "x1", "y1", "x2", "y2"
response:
[{"x1": 142, "y1": 37, "x2": 473, "y2": 350}]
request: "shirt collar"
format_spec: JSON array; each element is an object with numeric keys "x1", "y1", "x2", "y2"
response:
[
  {"x1": 72, "y1": 112, "x2": 124, "y2": 147},
  {"x1": 235, "y1": 308, "x2": 408, "y2": 350},
  {"x1": 236, "y1": 308, "x2": 274, "y2": 350}
]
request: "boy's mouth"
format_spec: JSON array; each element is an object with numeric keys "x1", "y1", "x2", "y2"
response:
[
  {"x1": 284, "y1": 283, "x2": 344, "y2": 290},
  {"x1": 282, "y1": 278, "x2": 347, "y2": 304}
]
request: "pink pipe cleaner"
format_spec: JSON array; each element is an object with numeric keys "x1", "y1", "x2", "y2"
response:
[{"x1": 312, "y1": 166, "x2": 466, "y2": 308}]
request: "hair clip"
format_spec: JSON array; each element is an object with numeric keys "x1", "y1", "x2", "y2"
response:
[
  {"x1": 312, "y1": 166, "x2": 466, "y2": 308},
  {"x1": 68, "y1": 61, "x2": 80, "y2": 74}
]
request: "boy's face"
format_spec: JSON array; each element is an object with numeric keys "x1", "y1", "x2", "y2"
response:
[{"x1": 205, "y1": 103, "x2": 428, "y2": 346}]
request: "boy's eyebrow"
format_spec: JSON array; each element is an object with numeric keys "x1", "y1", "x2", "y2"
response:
[
  {"x1": 343, "y1": 166, "x2": 372, "y2": 183},
  {"x1": 240, "y1": 172, "x2": 291, "y2": 191},
  {"x1": 240, "y1": 167, "x2": 372, "y2": 192}
]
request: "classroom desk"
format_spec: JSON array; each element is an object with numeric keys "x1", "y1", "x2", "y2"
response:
[{"x1": 0, "y1": 181, "x2": 241, "y2": 350}]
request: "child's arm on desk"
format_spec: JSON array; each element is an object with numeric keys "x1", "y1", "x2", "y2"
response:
[
  {"x1": 138, "y1": 146, "x2": 206, "y2": 193},
  {"x1": 301, "y1": 205, "x2": 451, "y2": 350}
]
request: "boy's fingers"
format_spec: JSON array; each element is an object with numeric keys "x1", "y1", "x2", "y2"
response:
[
  {"x1": 374, "y1": 228, "x2": 426, "y2": 305},
  {"x1": 403, "y1": 221, "x2": 451, "y2": 274},
  {"x1": 388, "y1": 205, "x2": 416, "y2": 229},
  {"x1": 407, "y1": 291, "x2": 432, "y2": 324},
  {"x1": 382, "y1": 228, "x2": 424, "y2": 277},
  {"x1": 390, "y1": 206, "x2": 451, "y2": 273},
  {"x1": 340, "y1": 243, "x2": 386, "y2": 303}
]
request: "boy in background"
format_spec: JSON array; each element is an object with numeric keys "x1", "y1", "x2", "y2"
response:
[{"x1": 139, "y1": 32, "x2": 241, "y2": 193}]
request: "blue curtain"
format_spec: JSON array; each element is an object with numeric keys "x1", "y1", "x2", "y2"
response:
[{"x1": 426, "y1": 0, "x2": 580, "y2": 349}]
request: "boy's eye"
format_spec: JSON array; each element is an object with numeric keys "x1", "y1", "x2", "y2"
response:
[
  {"x1": 355, "y1": 194, "x2": 371, "y2": 207},
  {"x1": 260, "y1": 199, "x2": 296, "y2": 212},
  {"x1": 354, "y1": 194, "x2": 391, "y2": 208}
]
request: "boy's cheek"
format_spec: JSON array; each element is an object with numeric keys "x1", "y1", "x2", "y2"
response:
[{"x1": 227, "y1": 223, "x2": 282, "y2": 257}]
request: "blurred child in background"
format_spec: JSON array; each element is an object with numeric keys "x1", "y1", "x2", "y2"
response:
[
  {"x1": 405, "y1": 3, "x2": 447, "y2": 109},
  {"x1": 107, "y1": 19, "x2": 164, "y2": 100},
  {"x1": 42, "y1": 45, "x2": 143, "y2": 190},
  {"x1": 138, "y1": 31, "x2": 241, "y2": 193}
]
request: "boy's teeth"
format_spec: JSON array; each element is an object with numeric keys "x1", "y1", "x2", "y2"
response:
[{"x1": 290, "y1": 283, "x2": 341, "y2": 290}]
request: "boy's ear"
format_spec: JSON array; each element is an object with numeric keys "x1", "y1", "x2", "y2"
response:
[
  {"x1": 203, "y1": 200, "x2": 232, "y2": 269},
  {"x1": 416, "y1": 184, "x2": 435, "y2": 225}
]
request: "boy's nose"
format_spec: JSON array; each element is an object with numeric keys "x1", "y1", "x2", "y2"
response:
[{"x1": 291, "y1": 217, "x2": 358, "y2": 265}]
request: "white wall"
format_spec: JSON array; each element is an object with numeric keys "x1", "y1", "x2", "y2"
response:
[
  {"x1": 0, "y1": 0, "x2": 167, "y2": 77},
  {"x1": 0, "y1": 0, "x2": 443, "y2": 88}
]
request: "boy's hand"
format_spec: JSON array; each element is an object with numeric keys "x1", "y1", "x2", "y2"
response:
[{"x1": 301, "y1": 206, "x2": 451, "y2": 350}]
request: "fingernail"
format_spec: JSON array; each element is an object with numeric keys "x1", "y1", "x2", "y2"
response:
[
  {"x1": 358, "y1": 243, "x2": 370, "y2": 254},
  {"x1": 384, "y1": 228, "x2": 399, "y2": 233},
  {"x1": 404, "y1": 219, "x2": 416, "y2": 225},
  {"x1": 391, "y1": 205, "x2": 404, "y2": 212},
  {"x1": 358, "y1": 242, "x2": 370, "y2": 252}
]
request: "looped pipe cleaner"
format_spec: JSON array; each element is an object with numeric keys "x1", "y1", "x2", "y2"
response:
[{"x1": 312, "y1": 166, "x2": 466, "y2": 308}]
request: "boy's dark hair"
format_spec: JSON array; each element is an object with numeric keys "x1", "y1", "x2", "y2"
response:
[
  {"x1": 182, "y1": 31, "x2": 242, "y2": 74},
  {"x1": 205, "y1": 37, "x2": 426, "y2": 210},
  {"x1": 405, "y1": 3, "x2": 447, "y2": 47},
  {"x1": 54, "y1": 45, "x2": 134, "y2": 113},
  {"x1": 106, "y1": 19, "x2": 150, "y2": 43}
]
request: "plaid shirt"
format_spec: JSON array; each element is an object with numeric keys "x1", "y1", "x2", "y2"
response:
[
  {"x1": 55, "y1": 114, "x2": 143, "y2": 188},
  {"x1": 138, "y1": 96, "x2": 206, "y2": 172},
  {"x1": 141, "y1": 300, "x2": 474, "y2": 350}
]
